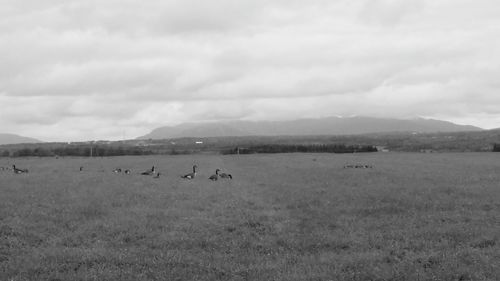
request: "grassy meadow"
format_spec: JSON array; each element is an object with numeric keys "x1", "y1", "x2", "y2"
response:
[{"x1": 0, "y1": 153, "x2": 499, "y2": 280}]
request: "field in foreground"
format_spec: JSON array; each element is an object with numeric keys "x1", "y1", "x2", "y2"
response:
[{"x1": 1, "y1": 153, "x2": 499, "y2": 281}]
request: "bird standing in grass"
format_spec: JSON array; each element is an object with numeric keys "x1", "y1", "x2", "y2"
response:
[
  {"x1": 141, "y1": 166, "x2": 155, "y2": 175},
  {"x1": 209, "y1": 169, "x2": 220, "y2": 181},
  {"x1": 181, "y1": 165, "x2": 197, "y2": 179}
]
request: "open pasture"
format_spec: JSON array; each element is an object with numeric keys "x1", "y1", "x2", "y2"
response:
[{"x1": 1, "y1": 153, "x2": 499, "y2": 280}]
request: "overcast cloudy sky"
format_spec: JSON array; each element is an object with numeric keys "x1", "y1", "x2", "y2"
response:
[{"x1": 1, "y1": 0, "x2": 499, "y2": 141}]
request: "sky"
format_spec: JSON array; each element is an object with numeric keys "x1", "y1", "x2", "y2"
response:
[{"x1": 1, "y1": 0, "x2": 500, "y2": 141}]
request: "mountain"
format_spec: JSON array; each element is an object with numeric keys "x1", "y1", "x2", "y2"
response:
[
  {"x1": 138, "y1": 116, "x2": 483, "y2": 139},
  {"x1": 0, "y1": 133, "x2": 42, "y2": 145}
]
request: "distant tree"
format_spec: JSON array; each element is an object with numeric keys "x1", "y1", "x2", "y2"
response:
[
  {"x1": 493, "y1": 143, "x2": 500, "y2": 152},
  {"x1": 33, "y1": 148, "x2": 52, "y2": 157},
  {"x1": 223, "y1": 144, "x2": 378, "y2": 154},
  {"x1": 15, "y1": 148, "x2": 34, "y2": 157}
]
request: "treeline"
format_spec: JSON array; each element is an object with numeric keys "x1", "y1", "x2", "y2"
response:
[
  {"x1": 1, "y1": 143, "x2": 378, "y2": 157},
  {"x1": 224, "y1": 144, "x2": 378, "y2": 154},
  {"x1": 1, "y1": 145, "x2": 154, "y2": 157}
]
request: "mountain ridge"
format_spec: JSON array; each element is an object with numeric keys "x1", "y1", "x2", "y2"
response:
[
  {"x1": 0, "y1": 133, "x2": 42, "y2": 145},
  {"x1": 138, "y1": 116, "x2": 483, "y2": 139}
]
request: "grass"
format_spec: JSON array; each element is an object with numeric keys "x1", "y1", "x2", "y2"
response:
[{"x1": 1, "y1": 153, "x2": 499, "y2": 280}]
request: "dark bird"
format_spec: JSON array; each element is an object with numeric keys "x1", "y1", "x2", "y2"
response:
[
  {"x1": 12, "y1": 165, "x2": 28, "y2": 174},
  {"x1": 209, "y1": 169, "x2": 220, "y2": 181},
  {"x1": 220, "y1": 173, "x2": 232, "y2": 179},
  {"x1": 181, "y1": 165, "x2": 197, "y2": 179},
  {"x1": 79, "y1": 166, "x2": 83, "y2": 172},
  {"x1": 219, "y1": 171, "x2": 232, "y2": 179},
  {"x1": 141, "y1": 166, "x2": 155, "y2": 175}
]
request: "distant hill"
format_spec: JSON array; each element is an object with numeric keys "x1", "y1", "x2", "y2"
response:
[
  {"x1": 138, "y1": 116, "x2": 483, "y2": 139},
  {"x1": 0, "y1": 133, "x2": 41, "y2": 145}
]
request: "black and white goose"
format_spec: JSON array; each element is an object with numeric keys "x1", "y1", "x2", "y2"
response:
[
  {"x1": 12, "y1": 165, "x2": 28, "y2": 174},
  {"x1": 209, "y1": 169, "x2": 220, "y2": 181},
  {"x1": 141, "y1": 166, "x2": 155, "y2": 175},
  {"x1": 124, "y1": 169, "x2": 131, "y2": 174},
  {"x1": 181, "y1": 165, "x2": 197, "y2": 179},
  {"x1": 219, "y1": 171, "x2": 232, "y2": 179},
  {"x1": 113, "y1": 168, "x2": 122, "y2": 173}
]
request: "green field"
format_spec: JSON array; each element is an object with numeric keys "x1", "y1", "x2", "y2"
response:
[{"x1": 1, "y1": 153, "x2": 499, "y2": 281}]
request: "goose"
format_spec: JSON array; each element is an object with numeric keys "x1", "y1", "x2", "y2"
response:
[
  {"x1": 12, "y1": 165, "x2": 28, "y2": 174},
  {"x1": 153, "y1": 172, "x2": 160, "y2": 178},
  {"x1": 113, "y1": 168, "x2": 122, "y2": 173},
  {"x1": 141, "y1": 166, "x2": 155, "y2": 175},
  {"x1": 181, "y1": 165, "x2": 197, "y2": 179},
  {"x1": 209, "y1": 169, "x2": 220, "y2": 181},
  {"x1": 124, "y1": 169, "x2": 131, "y2": 174},
  {"x1": 219, "y1": 171, "x2": 232, "y2": 179}
]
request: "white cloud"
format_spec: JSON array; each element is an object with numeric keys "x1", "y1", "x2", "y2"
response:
[{"x1": 0, "y1": 0, "x2": 499, "y2": 141}]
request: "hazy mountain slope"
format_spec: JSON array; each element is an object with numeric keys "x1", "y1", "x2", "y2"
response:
[
  {"x1": 142, "y1": 123, "x2": 250, "y2": 139},
  {"x1": 138, "y1": 117, "x2": 483, "y2": 139},
  {"x1": 0, "y1": 133, "x2": 42, "y2": 145}
]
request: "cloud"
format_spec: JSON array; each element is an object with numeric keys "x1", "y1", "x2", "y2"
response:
[
  {"x1": 0, "y1": 0, "x2": 499, "y2": 141},
  {"x1": 359, "y1": 0, "x2": 425, "y2": 26}
]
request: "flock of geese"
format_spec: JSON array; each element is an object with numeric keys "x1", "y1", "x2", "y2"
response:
[
  {"x1": 74, "y1": 164, "x2": 233, "y2": 181},
  {"x1": 3, "y1": 163, "x2": 233, "y2": 180},
  {"x1": 343, "y1": 164, "x2": 373, "y2": 169},
  {"x1": 5, "y1": 162, "x2": 371, "y2": 177}
]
